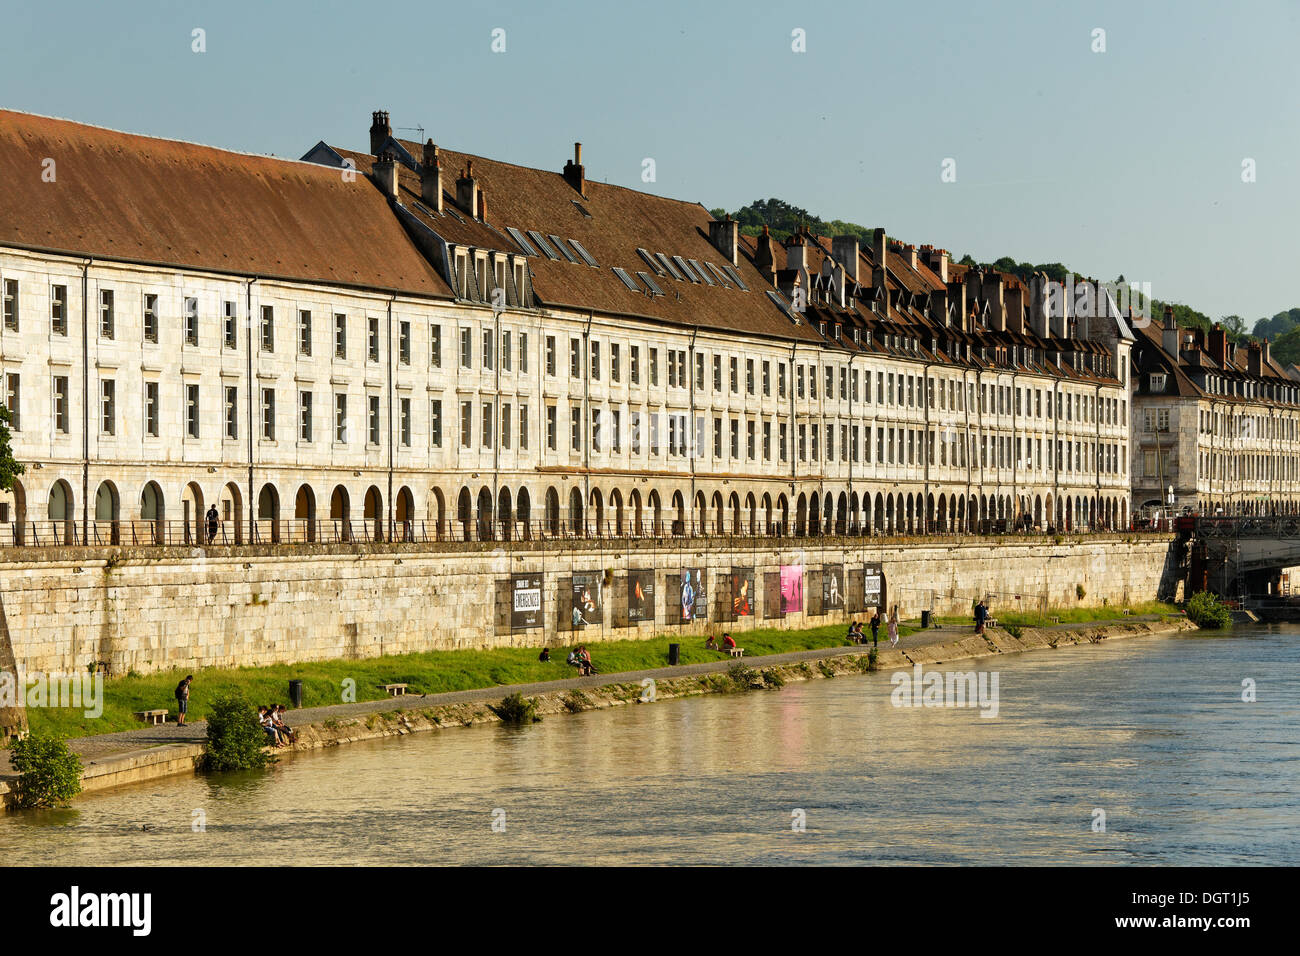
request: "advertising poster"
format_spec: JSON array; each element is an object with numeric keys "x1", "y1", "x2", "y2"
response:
[
  {"x1": 822, "y1": 564, "x2": 845, "y2": 612},
  {"x1": 571, "y1": 572, "x2": 603, "y2": 628},
  {"x1": 864, "y1": 563, "x2": 884, "y2": 610},
  {"x1": 679, "y1": 568, "x2": 707, "y2": 622},
  {"x1": 730, "y1": 567, "x2": 755, "y2": 618},
  {"x1": 780, "y1": 564, "x2": 804, "y2": 615},
  {"x1": 510, "y1": 573, "x2": 543, "y2": 630},
  {"x1": 628, "y1": 570, "x2": 656, "y2": 624}
]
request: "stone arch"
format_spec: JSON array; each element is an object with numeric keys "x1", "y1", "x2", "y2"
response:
[
  {"x1": 430, "y1": 487, "x2": 447, "y2": 540},
  {"x1": 730, "y1": 492, "x2": 742, "y2": 535},
  {"x1": 796, "y1": 493, "x2": 808, "y2": 536},
  {"x1": 957, "y1": 494, "x2": 966, "y2": 532},
  {"x1": 365, "y1": 485, "x2": 385, "y2": 542},
  {"x1": 516, "y1": 487, "x2": 531, "y2": 539},
  {"x1": 458, "y1": 486, "x2": 473, "y2": 541},
  {"x1": 222, "y1": 481, "x2": 244, "y2": 544},
  {"x1": 590, "y1": 487, "x2": 604, "y2": 535},
  {"x1": 609, "y1": 488, "x2": 624, "y2": 536},
  {"x1": 394, "y1": 486, "x2": 415, "y2": 542},
  {"x1": 139, "y1": 480, "x2": 164, "y2": 544},
  {"x1": 836, "y1": 492, "x2": 848, "y2": 535},
  {"x1": 294, "y1": 484, "x2": 317, "y2": 543},
  {"x1": 475, "y1": 486, "x2": 493, "y2": 540},
  {"x1": 885, "y1": 494, "x2": 895, "y2": 534},
  {"x1": 808, "y1": 491, "x2": 821, "y2": 536},
  {"x1": 545, "y1": 486, "x2": 560, "y2": 536},
  {"x1": 48, "y1": 478, "x2": 75, "y2": 545},
  {"x1": 629, "y1": 487, "x2": 643, "y2": 536},
  {"x1": 746, "y1": 492, "x2": 757, "y2": 535},
  {"x1": 257, "y1": 483, "x2": 280, "y2": 543},
  {"x1": 94, "y1": 480, "x2": 120, "y2": 545},
  {"x1": 497, "y1": 486, "x2": 512, "y2": 541},
  {"x1": 671, "y1": 490, "x2": 686, "y2": 536},
  {"x1": 1, "y1": 477, "x2": 25, "y2": 546},
  {"x1": 937, "y1": 493, "x2": 947, "y2": 532},
  {"x1": 874, "y1": 493, "x2": 884, "y2": 534},
  {"x1": 569, "y1": 486, "x2": 584, "y2": 535},
  {"x1": 711, "y1": 491, "x2": 724, "y2": 535},
  {"x1": 649, "y1": 489, "x2": 662, "y2": 536},
  {"x1": 777, "y1": 493, "x2": 790, "y2": 535},
  {"x1": 331, "y1": 485, "x2": 353, "y2": 542},
  {"x1": 762, "y1": 492, "x2": 773, "y2": 535},
  {"x1": 182, "y1": 481, "x2": 205, "y2": 545}
]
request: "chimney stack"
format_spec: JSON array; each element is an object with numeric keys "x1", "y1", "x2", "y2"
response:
[
  {"x1": 831, "y1": 236, "x2": 860, "y2": 285},
  {"x1": 1004, "y1": 280, "x2": 1025, "y2": 335},
  {"x1": 784, "y1": 231, "x2": 809, "y2": 271},
  {"x1": 903, "y1": 243, "x2": 918, "y2": 270},
  {"x1": 456, "y1": 161, "x2": 480, "y2": 217},
  {"x1": 421, "y1": 140, "x2": 443, "y2": 213},
  {"x1": 924, "y1": 246, "x2": 950, "y2": 283},
  {"x1": 373, "y1": 150, "x2": 398, "y2": 200},
  {"x1": 1161, "y1": 305, "x2": 1180, "y2": 357},
  {"x1": 1262, "y1": 337, "x2": 1272, "y2": 369},
  {"x1": 872, "y1": 228, "x2": 887, "y2": 282},
  {"x1": 1028, "y1": 272, "x2": 1050, "y2": 339},
  {"x1": 563, "y1": 142, "x2": 586, "y2": 194},
  {"x1": 369, "y1": 110, "x2": 391, "y2": 157},
  {"x1": 708, "y1": 216, "x2": 739, "y2": 266},
  {"x1": 983, "y1": 272, "x2": 1006, "y2": 332},
  {"x1": 1208, "y1": 324, "x2": 1228, "y2": 367},
  {"x1": 754, "y1": 225, "x2": 777, "y2": 285},
  {"x1": 947, "y1": 279, "x2": 967, "y2": 332},
  {"x1": 1247, "y1": 340, "x2": 1263, "y2": 377}
]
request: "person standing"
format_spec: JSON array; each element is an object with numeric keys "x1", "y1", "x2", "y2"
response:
[
  {"x1": 205, "y1": 505, "x2": 220, "y2": 544},
  {"x1": 887, "y1": 608, "x2": 899, "y2": 648},
  {"x1": 975, "y1": 599, "x2": 988, "y2": 636},
  {"x1": 870, "y1": 611, "x2": 881, "y2": 647},
  {"x1": 175, "y1": 675, "x2": 193, "y2": 726}
]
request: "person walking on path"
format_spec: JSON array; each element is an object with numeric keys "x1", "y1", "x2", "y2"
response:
[
  {"x1": 974, "y1": 599, "x2": 988, "y2": 636},
  {"x1": 887, "y1": 608, "x2": 899, "y2": 648},
  {"x1": 870, "y1": 611, "x2": 881, "y2": 648},
  {"x1": 174, "y1": 675, "x2": 193, "y2": 726},
  {"x1": 205, "y1": 505, "x2": 220, "y2": 545}
]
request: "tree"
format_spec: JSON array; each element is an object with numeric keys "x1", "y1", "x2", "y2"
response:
[
  {"x1": 0, "y1": 405, "x2": 24, "y2": 493},
  {"x1": 201, "y1": 692, "x2": 274, "y2": 772},
  {"x1": 1221, "y1": 315, "x2": 1248, "y2": 342},
  {"x1": 10, "y1": 734, "x2": 83, "y2": 808}
]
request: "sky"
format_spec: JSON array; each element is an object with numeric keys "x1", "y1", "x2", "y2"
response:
[{"x1": 2, "y1": 0, "x2": 1297, "y2": 324}]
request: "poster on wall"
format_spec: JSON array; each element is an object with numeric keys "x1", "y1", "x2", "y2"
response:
[
  {"x1": 679, "y1": 568, "x2": 708, "y2": 622},
  {"x1": 628, "y1": 570, "x2": 656, "y2": 624},
  {"x1": 822, "y1": 564, "x2": 845, "y2": 612},
  {"x1": 510, "y1": 573, "x2": 543, "y2": 630},
  {"x1": 571, "y1": 572, "x2": 603, "y2": 628},
  {"x1": 730, "y1": 567, "x2": 755, "y2": 618},
  {"x1": 780, "y1": 564, "x2": 804, "y2": 615},
  {"x1": 864, "y1": 563, "x2": 884, "y2": 610}
]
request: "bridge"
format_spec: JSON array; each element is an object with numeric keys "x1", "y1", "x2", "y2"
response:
[{"x1": 1183, "y1": 515, "x2": 1300, "y2": 601}]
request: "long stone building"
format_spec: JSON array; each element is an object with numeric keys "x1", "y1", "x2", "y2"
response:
[
  {"x1": 0, "y1": 108, "x2": 1136, "y2": 548},
  {"x1": 1131, "y1": 309, "x2": 1300, "y2": 516}
]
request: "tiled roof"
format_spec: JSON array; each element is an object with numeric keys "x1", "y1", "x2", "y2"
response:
[{"x1": 0, "y1": 110, "x2": 451, "y2": 296}]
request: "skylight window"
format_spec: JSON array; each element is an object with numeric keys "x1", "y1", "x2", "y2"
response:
[
  {"x1": 612, "y1": 267, "x2": 640, "y2": 291},
  {"x1": 548, "y1": 234, "x2": 580, "y2": 263},
  {"x1": 528, "y1": 231, "x2": 559, "y2": 260},
  {"x1": 688, "y1": 259, "x2": 715, "y2": 286},
  {"x1": 672, "y1": 256, "x2": 701, "y2": 283},
  {"x1": 569, "y1": 239, "x2": 599, "y2": 268},
  {"x1": 721, "y1": 264, "x2": 750, "y2": 292},
  {"x1": 766, "y1": 289, "x2": 799, "y2": 323},
  {"x1": 506, "y1": 227, "x2": 537, "y2": 256},
  {"x1": 705, "y1": 262, "x2": 732, "y2": 287},
  {"x1": 572, "y1": 200, "x2": 593, "y2": 218},
  {"x1": 637, "y1": 272, "x2": 664, "y2": 296},
  {"x1": 637, "y1": 248, "x2": 665, "y2": 275},
  {"x1": 657, "y1": 252, "x2": 684, "y2": 281}
]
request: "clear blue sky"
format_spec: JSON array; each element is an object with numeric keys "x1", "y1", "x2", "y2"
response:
[{"x1": 4, "y1": 0, "x2": 1297, "y2": 324}]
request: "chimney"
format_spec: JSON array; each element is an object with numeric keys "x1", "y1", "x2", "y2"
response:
[
  {"x1": 477, "y1": 188, "x2": 487, "y2": 222},
  {"x1": 456, "y1": 161, "x2": 479, "y2": 217},
  {"x1": 708, "y1": 216, "x2": 739, "y2": 266},
  {"x1": 872, "y1": 228, "x2": 887, "y2": 302},
  {"x1": 1262, "y1": 337, "x2": 1272, "y2": 369},
  {"x1": 1161, "y1": 305, "x2": 1180, "y2": 357},
  {"x1": 947, "y1": 280, "x2": 966, "y2": 332},
  {"x1": 754, "y1": 225, "x2": 777, "y2": 285},
  {"x1": 1028, "y1": 272, "x2": 1050, "y2": 339},
  {"x1": 369, "y1": 110, "x2": 391, "y2": 157},
  {"x1": 563, "y1": 142, "x2": 585, "y2": 194},
  {"x1": 927, "y1": 247, "x2": 950, "y2": 282},
  {"x1": 1004, "y1": 280, "x2": 1025, "y2": 335},
  {"x1": 932, "y1": 286, "x2": 950, "y2": 327},
  {"x1": 903, "y1": 243, "x2": 918, "y2": 270},
  {"x1": 1208, "y1": 324, "x2": 1228, "y2": 367},
  {"x1": 784, "y1": 232, "x2": 809, "y2": 271},
  {"x1": 1247, "y1": 340, "x2": 1263, "y2": 377},
  {"x1": 872, "y1": 228, "x2": 887, "y2": 279},
  {"x1": 373, "y1": 150, "x2": 398, "y2": 200},
  {"x1": 831, "y1": 236, "x2": 860, "y2": 285},
  {"x1": 983, "y1": 272, "x2": 1006, "y2": 332},
  {"x1": 420, "y1": 140, "x2": 443, "y2": 213}
]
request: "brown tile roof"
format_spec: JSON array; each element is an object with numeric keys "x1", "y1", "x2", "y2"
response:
[{"x1": 0, "y1": 110, "x2": 451, "y2": 297}]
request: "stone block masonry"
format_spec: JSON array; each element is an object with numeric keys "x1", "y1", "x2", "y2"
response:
[{"x1": 0, "y1": 535, "x2": 1178, "y2": 677}]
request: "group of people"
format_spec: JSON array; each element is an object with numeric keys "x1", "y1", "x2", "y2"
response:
[
  {"x1": 540, "y1": 645, "x2": 598, "y2": 676},
  {"x1": 704, "y1": 632, "x2": 738, "y2": 651},
  {"x1": 258, "y1": 704, "x2": 298, "y2": 747},
  {"x1": 847, "y1": 608, "x2": 900, "y2": 648}
]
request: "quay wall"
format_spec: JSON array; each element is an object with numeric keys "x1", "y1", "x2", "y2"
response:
[{"x1": 0, "y1": 534, "x2": 1178, "y2": 676}]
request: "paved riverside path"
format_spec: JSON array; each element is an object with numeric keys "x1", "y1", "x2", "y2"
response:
[{"x1": 3, "y1": 614, "x2": 1167, "y2": 770}]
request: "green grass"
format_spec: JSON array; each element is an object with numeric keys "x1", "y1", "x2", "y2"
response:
[
  {"x1": 24, "y1": 620, "x2": 901, "y2": 740},
  {"x1": 930, "y1": 600, "x2": 1179, "y2": 632}
]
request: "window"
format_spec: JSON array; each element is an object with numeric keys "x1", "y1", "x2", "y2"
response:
[
  {"x1": 184, "y1": 297, "x2": 199, "y2": 346},
  {"x1": 779, "y1": 363, "x2": 787, "y2": 398},
  {"x1": 143, "y1": 381, "x2": 158, "y2": 437},
  {"x1": 501, "y1": 330, "x2": 511, "y2": 372},
  {"x1": 143, "y1": 294, "x2": 159, "y2": 343},
  {"x1": 298, "y1": 310, "x2": 312, "y2": 355},
  {"x1": 368, "y1": 395, "x2": 381, "y2": 445},
  {"x1": 261, "y1": 388, "x2": 276, "y2": 440},
  {"x1": 225, "y1": 386, "x2": 239, "y2": 440},
  {"x1": 730, "y1": 357, "x2": 738, "y2": 393},
  {"x1": 650, "y1": 348, "x2": 659, "y2": 386},
  {"x1": 591, "y1": 340, "x2": 601, "y2": 381},
  {"x1": 184, "y1": 383, "x2": 199, "y2": 439},
  {"x1": 570, "y1": 338, "x2": 581, "y2": 378},
  {"x1": 400, "y1": 397, "x2": 411, "y2": 447},
  {"x1": 611, "y1": 343, "x2": 621, "y2": 383},
  {"x1": 261, "y1": 306, "x2": 274, "y2": 351},
  {"x1": 430, "y1": 399, "x2": 443, "y2": 448},
  {"x1": 2, "y1": 279, "x2": 16, "y2": 331},
  {"x1": 4, "y1": 374, "x2": 18, "y2": 431},
  {"x1": 51, "y1": 284, "x2": 67, "y2": 336},
  {"x1": 335, "y1": 314, "x2": 348, "y2": 359},
  {"x1": 368, "y1": 317, "x2": 380, "y2": 362},
  {"x1": 571, "y1": 405, "x2": 582, "y2": 451},
  {"x1": 730, "y1": 419, "x2": 739, "y2": 458},
  {"x1": 591, "y1": 408, "x2": 601, "y2": 452},
  {"x1": 482, "y1": 401, "x2": 494, "y2": 448},
  {"x1": 53, "y1": 375, "x2": 70, "y2": 433},
  {"x1": 762, "y1": 361, "x2": 771, "y2": 397},
  {"x1": 99, "y1": 289, "x2": 114, "y2": 339},
  {"x1": 1149, "y1": 373, "x2": 1167, "y2": 392},
  {"x1": 631, "y1": 345, "x2": 640, "y2": 384},
  {"x1": 461, "y1": 327, "x2": 473, "y2": 368},
  {"x1": 335, "y1": 394, "x2": 349, "y2": 443},
  {"x1": 746, "y1": 359, "x2": 755, "y2": 395},
  {"x1": 519, "y1": 332, "x2": 529, "y2": 374},
  {"x1": 223, "y1": 301, "x2": 237, "y2": 349},
  {"x1": 482, "y1": 328, "x2": 494, "y2": 370},
  {"x1": 747, "y1": 420, "x2": 756, "y2": 460},
  {"x1": 99, "y1": 379, "x2": 116, "y2": 435},
  {"x1": 399, "y1": 321, "x2": 411, "y2": 365},
  {"x1": 299, "y1": 391, "x2": 313, "y2": 442},
  {"x1": 650, "y1": 413, "x2": 660, "y2": 456},
  {"x1": 546, "y1": 404, "x2": 557, "y2": 450},
  {"x1": 545, "y1": 336, "x2": 557, "y2": 376},
  {"x1": 429, "y1": 323, "x2": 440, "y2": 367}
]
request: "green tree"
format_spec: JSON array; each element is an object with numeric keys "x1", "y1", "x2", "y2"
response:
[
  {"x1": 201, "y1": 692, "x2": 274, "y2": 772},
  {"x1": 10, "y1": 733, "x2": 83, "y2": 808},
  {"x1": 0, "y1": 405, "x2": 25, "y2": 493},
  {"x1": 1185, "y1": 591, "x2": 1231, "y2": 629}
]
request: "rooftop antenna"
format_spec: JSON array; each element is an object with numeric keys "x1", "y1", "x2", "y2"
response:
[{"x1": 394, "y1": 125, "x2": 426, "y2": 141}]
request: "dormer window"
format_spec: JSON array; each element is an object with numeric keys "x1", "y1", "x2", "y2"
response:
[{"x1": 1149, "y1": 373, "x2": 1166, "y2": 392}]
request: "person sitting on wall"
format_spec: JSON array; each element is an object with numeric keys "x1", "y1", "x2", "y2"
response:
[
  {"x1": 578, "y1": 646, "x2": 596, "y2": 676},
  {"x1": 274, "y1": 704, "x2": 298, "y2": 745},
  {"x1": 566, "y1": 649, "x2": 581, "y2": 670},
  {"x1": 705, "y1": 635, "x2": 718, "y2": 650},
  {"x1": 720, "y1": 633, "x2": 737, "y2": 650},
  {"x1": 258, "y1": 706, "x2": 284, "y2": 747}
]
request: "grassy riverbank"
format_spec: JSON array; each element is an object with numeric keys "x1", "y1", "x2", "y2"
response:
[
  {"x1": 933, "y1": 600, "x2": 1179, "y2": 634},
  {"x1": 23, "y1": 621, "x2": 913, "y2": 739}
]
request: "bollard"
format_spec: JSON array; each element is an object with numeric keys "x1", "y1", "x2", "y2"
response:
[
  {"x1": 668, "y1": 643, "x2": 680, "y2": 665},
  {"x1": 288, "y1": 679, "x2": 304, "y2": 709}
]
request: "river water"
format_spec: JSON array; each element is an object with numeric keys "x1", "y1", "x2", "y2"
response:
[{"x1": 3, "y1": 626, "x2": 1296, "y2": 866}]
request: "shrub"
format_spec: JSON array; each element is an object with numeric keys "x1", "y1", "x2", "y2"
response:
[
  {"x1": 1076, "y1": 583, "x2": 1087, "y2": 600},
  {"x1": 866, "y1": 648, "x2": 879, "y2": 672},
  {"x1": 760, "y1": 668, "x2": 785, "y2": 688},
  {"x1": 490, "y1": 692, "x2": 540, "y2": 724},
  {"x1": 1185, "y1": 591, "x2": 1231, "y2": 629},
  {"x1": 727, "y1": 662, "x2": 758, "y2": 690},
  {"x1": 9, "y1": 734, "x2": 82, "y2": 808},
  {"x1": 202, "y1": 692, "x2": 273, "y2": 772},
  {"x1": 562, "y1": 691, "x2": 591, "y2": 714}
]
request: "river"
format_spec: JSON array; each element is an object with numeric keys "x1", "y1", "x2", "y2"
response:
[{"x1": 3, "y1": 626, "x2": 1296, "y2": 865}]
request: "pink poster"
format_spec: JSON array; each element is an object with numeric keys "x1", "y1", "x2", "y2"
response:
[{"x1": 780, "y1": 564, "x2": 803, "y2": 615}]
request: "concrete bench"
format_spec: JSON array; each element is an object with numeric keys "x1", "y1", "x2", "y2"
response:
[
  {"x1": 383, "y1": 683, "x2": 409, "y2": 697},
  {"x1": 984, "y1": 618, "x2": 998, "y2": 629},
  {"x1": 134, "y1": 709, "x2": 168, "y2": 725},
  {"x1": 728, "y1": 647, "x2": 745, "y2": 658},
  {"x1": 1121, "y1": 609, "x2": 1131, "y2": 616},
  {"x1": 1049, "y1": 616, "x2": 1060, "y2": 624},
  {"x1": 93, "y1": 660, "x2": 111, "y2": 675}
]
